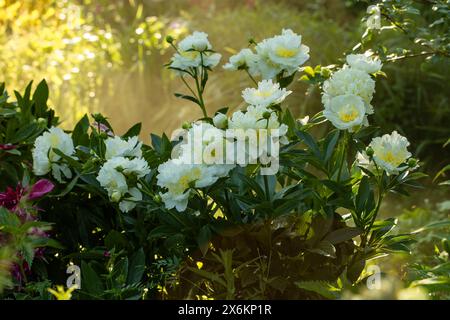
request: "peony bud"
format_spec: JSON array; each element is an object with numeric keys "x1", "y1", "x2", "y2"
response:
[
  {"x1": 408, "y1": 158, "x2": 418, "y2": 168},
  {"x1": 37, "y1": 118, "x2": 47, "y2": 126},
  {"x1": 366, "y1": 146, "x2": 374, "y2": 158},
  {"x1": 111, "y1": 191, "x2": 121, "y2": 203},
  {"x1": 152, "y1": 194, "x2": 162, "y2": 203},
  {"x1": 262, "y1": 111, "x2": 272, "y2": 119},
  {"x1": 212, "y1": 113, "x2": 228, "y2": 129},
  {"x1": 182, "y1": 122, "x2": 192, "y2": 130},
  {"x1": 165, "y1": 35, "x2": 174, "y2": 44}
]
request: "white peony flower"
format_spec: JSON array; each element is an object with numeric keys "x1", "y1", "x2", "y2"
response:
[
  {"x1": 358, "y1": 131, "x2": 412, "y2": 175},
  {"x1": 178, "y1": 31, "x2": 211, "y2": 52},
  {"x1": 242, "y1": 79, "x2": 291, "y2": 107},
  {"x1": 323, "y1": 94, "x2": 366, "y2": 131},
  {"x1": 119, "y1": 187, "x2": 143, "y2": 213},
  {"x1": 255, "y1": 29, "x2": 310, "y2": 79},
  {"x1": 212, "y1": 112, "x2": 228, "y2": 129},
  {"x1": 120, "y1": 157, "x2": 151, "y2": 177},
  {"x1": 346, "y1": 52, "x2": 383, "y2": 74},
  {"x1": 32, "y1": 127, "x2": 75, "y2": 182},
  {"x1": 228, "y1": 105, "x2": 285, "y2": 132},
  {"x1": 97, "y1": 156, "x2": 150, "y2": 211},
  {"x1": 227, "y1": 105, "x2": 288, "y2": 165},
  {"x1": 223, "y1": 48, "x2": 259, "y2": 76},
  {"x1": 157, "y1": 158, "x2": 225, "y2": 211},
  {"x1": 97, "y1": 158, "x2": 129, "y2": 199},
  {"x1": 322, "y1": 67, "x2": 376, "y2": 114},
  {"x1": 177, "y1": 122, "x2": 227, "y2": 164},
  {"x1": 104, "y1": 135, "x2": 142, "y2": 160},
  {"x1": 170, "y1": 31, "x2": 221, "y2": 72},
  {"x1": 170, "y1": 51, "x2": 221, "y2": 72}
]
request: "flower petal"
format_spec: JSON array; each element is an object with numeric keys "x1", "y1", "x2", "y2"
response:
[{"x1": 28, "y1": 179, "x2": 55, "y2": 200}]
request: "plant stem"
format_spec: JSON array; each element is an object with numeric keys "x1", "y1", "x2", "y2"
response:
[
  {"x1": 194, "y1": 69, "x2": 208, "y2": 118},
  {"x1": 246, "y1": 69, "x2": 258, "y2": 86},
  {"x1": 180, "y1": 76, "x2": 199, "y2": 100},
  {"x1": 337, "y1": 131, "x2": 348, "y2": 182}
]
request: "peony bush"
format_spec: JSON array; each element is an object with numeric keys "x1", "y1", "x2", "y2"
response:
[{"x1": 0, "y1": 28, "x2": 426, "y2": 300}]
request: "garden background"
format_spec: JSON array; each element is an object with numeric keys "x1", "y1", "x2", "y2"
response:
[{"x1": 0, "y1": 0, "x2": 449, "y2": 299}]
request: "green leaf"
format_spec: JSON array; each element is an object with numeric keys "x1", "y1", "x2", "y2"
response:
[
  {"x1": 51, "y1": 149, "x2": 81, "y2": 171},
  {"x1": 356, "y1": 176, "x2": 371, "y2": 214},
  {"x1": 370, "y1": 218, "x2": 397, "y2": 241},
  {"x1": 295, "y1": 129, "x2": 321, "y2": 158},
  {"x1": 32, "y1": 79, "x2": 49, "y2": 116},
  {"x1": 21, "y1": 243, "x2": 35, "y2": 268},
  {"x1": 150, "y1": 134, "x2": 162, "y2": 153},
  {"x1": 72, "y1": 114, "x2": 90, "y2": 146},
  {"x1": 174, "y1": 93, "x2": 200, "y2": 105},
  {"x1": 81, "y1": 261, "x2": 104, "y2": 296},
  {"x1": 9, "y1": 123, "x2": 43, "y2": 144},
  {"x1": 197, "y1": 225, "x2": 212, "y2": 256},
  {"x1": 126, "y1": 248, "x2": 146, "y2": 285},
  {"x1": 412, "y1": 219, "x2": 450, "y2": 234},
  {"x1": 323, "y1": 130, "x2": 340, "y2": 163},
  {"x1": 51, "y1": 174, "x2": 80, "y2": 197},
  {"x1": 0, "y1": 207, "x2": 21, "y2": 229},
  {"x1": 122, "y1": 123, "x2": 142, "y2": 139},
  {"x1": 434, "y1": 164, "x2": 450, "y2": 182},
  {"x1": 188, "y1": 268, "x2": 227, "y2": 288},
  {"x1": 295, "y1": 280, "x2": 341, "y2": 299},
  {"x1": 0, "y1": 108, "x2": 16, "y2": 117},
  {"x1": 308, "y1": 240, "x2": 336, "y2": 258},
  {"x1": 105, "y1": 230, "x2": 128, "y2": 251},
  {"x1": 325, "y1": 227, "x2": 362, "y2": 244},
  {"x1": 111, "y1": 257, "x2": 129, "y2": 287}
]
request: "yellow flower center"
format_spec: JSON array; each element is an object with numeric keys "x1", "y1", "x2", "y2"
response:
[
  {"x1": 338, "y1": 106, "x2": 359, "y2": 122},
  {"x1": 255, "y1": 90, "x2": 273, "y2": 98},
  {"x1": 50, "y1": 134, "x2": 60, "y2": 146},
  {"x1": 173, "y1": 167, "x2": 202, "y2": 194},
  {"x1": 180, "y1": 50, "x2": 199, "y2": 60},
  {"x1": 275, "y1": 46, "x2": 298, "y2": 58},
  {"x1": 379, "y1": 150, "x2": 403, "y2": 166}
]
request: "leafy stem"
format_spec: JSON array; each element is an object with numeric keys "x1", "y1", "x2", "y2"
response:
[
  {"x1": 245, "y1": 69, "x2": 258, "y2": 86},
  {"x1": 193, "y1": 67, "x2": 208, "y2": 119},
  {"x1": 337, "y1": 131, "x2": 349, "y2": 182}
]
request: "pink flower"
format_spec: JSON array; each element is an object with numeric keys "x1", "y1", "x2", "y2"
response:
[
  {"x1": 0, "y1": 143, "x2": 17, "y2": 150},
  {"x1": 0, "y1": 184, "x2": 25, "y2": 211},
  {"x1": 28, "y1": 179, "x2": 55, "y2": 200},
  {"x1": 0, "y1": 179, "x2": 54, "y2": 213}
]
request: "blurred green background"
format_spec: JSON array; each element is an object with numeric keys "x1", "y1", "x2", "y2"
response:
[{"x1": 0, "y1": 0, "x2": 360, "y2": 135}]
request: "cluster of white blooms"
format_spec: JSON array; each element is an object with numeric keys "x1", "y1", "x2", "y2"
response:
[
  {"x1": 32, "y1": 127, "x2": 75, "y2": 183},
  {"x1": 346, "y1": 52, "x2": 383, "y2": 74},
  {"x1": 97, "y1": 135, "x2": 149, "y2": 212},
  {"x1": 157, "y1": 78, "x2": 291, "y2": 211},
  {"x1": 357, "y1": 131, "x2": 413, "y2": 175},
  {"x1": 223, "y1": 29, "x2": 310, "y2": 79},
  {"x1": 104, "y1": 136, "x2": 142, "y2": 159},
  {"x1": 223, "y1": 48, "x2": 259, "y2": 75},
  {"x1": 322, "y1": 52, "x2": 382, "y2": 131},
  {"x1": 242, "y1": 79, "x2": 291, "y2": 107},
  {"x1": 157, "y1": 123, "x2": 232, "y2": 212},
  {"x1": 157, "y1": 159, "x2": 228, "y2": 212},
  {"x1": 169, "y1": 31, "x2": 221, "y2": 72}
]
